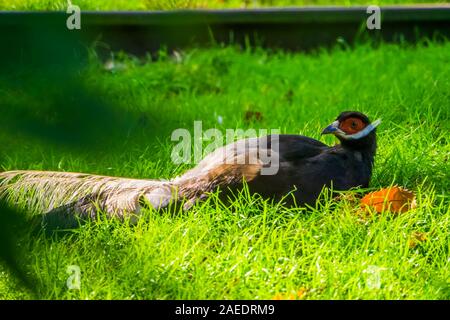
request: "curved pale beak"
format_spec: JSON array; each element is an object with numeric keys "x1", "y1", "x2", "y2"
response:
[{"x1": 321, "y1": 120, "x2": 339, "y2": 135}]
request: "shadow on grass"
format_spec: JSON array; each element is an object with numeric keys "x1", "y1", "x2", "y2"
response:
[
  {"x1": 0, "y1": 201, "x2": 39, "y2": 296},
  {"x1": 0, "y1": 23, "x2": 181, "y2": 297}
]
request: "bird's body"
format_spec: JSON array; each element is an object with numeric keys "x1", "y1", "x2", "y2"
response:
[
  {"x1": 239, "y1": 134, "x2": 375, "y2": 207},
  {"x1": 0, "y1": 111, "x2": 380, "y2": 227}
]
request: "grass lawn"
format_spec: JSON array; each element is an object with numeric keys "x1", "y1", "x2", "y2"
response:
[
  {"x1": 0, "y1": 41, "x2": 449, "y2": 299},
  {"x1": 0, "y1": 0, "x2": 447, "y2": 11}
]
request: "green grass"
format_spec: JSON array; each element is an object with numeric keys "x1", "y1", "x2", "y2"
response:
[
  {"x1": 0, "y1": 41, "x2": 449, "y2": 299},
  {"x1": 0, "y1": 0, "x2": 447, "y2": 11}
]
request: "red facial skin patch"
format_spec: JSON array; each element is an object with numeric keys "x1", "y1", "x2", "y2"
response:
[{"x1": 339, "y1": 117, "x2": 367, "y2": 135}]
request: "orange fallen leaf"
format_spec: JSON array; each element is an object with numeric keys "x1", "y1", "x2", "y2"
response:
[
  {"x1": 272, "y1": 288, "x2": 307, "y2": 300},
  {"x1": 296, "y1": 287, "x2": 307, "y2": 299},
  {"x1": 360, "y1": 186, "x2": 416, "y2": 214},
  {"x1": 272, "y1": 293, "x2": 283, "y2": 300},
  {"x1": 408, "y1": 231, "x2": 428, "y2": 248},
  {"x1": 271, "y1": 293, "x2": 296, "y2": 300},
  {"x1": 244, "y1": 111, "x2": 263, "y2": 123}
]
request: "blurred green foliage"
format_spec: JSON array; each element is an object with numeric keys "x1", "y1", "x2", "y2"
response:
[
  {"x1": 0, "y1": 19, "x2": 153, "y2": 296},
  {"x1": 0, "y1": 0, "x2": 446, "y2": 11}
]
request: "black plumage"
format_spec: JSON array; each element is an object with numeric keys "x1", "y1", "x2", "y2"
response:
[
  {"x1": 0, "y1": 111, "x2": 380, "y2": 225},
  {"x1": 215, "y1": 111, "x2": 379, "y2": 207}
]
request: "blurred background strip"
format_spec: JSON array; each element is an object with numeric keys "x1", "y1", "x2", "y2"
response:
[{"x1": 0, "y1": 6, "x2": 449, "y2": 55}]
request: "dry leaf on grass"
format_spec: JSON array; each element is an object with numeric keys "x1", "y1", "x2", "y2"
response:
[
  {"x1": 408, "y1": 231, "x2": 428, "y2": 248},
  {"x1": 244, "y1": 111, "x2": 263, "y2": 123},
  {"x1": 360, "y1": 186, "x2": 417, "y2": 214},
  {"x1": 272, "y1": 287, "x2": 307, "y2": 300}
]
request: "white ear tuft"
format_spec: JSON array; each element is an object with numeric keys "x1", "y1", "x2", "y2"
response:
[{"x1": 371, "y1": 118, "x2": 382, "y2": 128}]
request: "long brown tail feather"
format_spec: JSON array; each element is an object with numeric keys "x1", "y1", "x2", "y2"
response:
[
  {"x1": 0, "y1": 170, "x2": 175, "y2": 221},
  {"x1": 0, "y1": 140, "x2": 265, "y2": 226}
]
